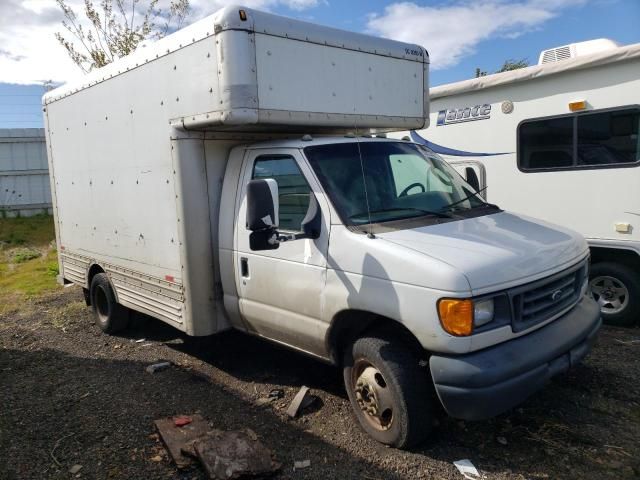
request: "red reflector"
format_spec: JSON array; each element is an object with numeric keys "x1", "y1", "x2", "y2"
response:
[{"x1": 165, "y1": 275, "x2": 175, "y2": 282}]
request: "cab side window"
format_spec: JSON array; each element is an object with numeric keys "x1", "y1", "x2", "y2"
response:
[{"x1": 252, "y1": 155, "x2": 311, "y2": 232}]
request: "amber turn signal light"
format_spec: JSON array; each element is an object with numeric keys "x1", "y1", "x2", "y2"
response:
[
  {"x1": 568, "y1": 100, "x2": 587, "y2": 112},
  {"x1": 438, "y1": 299, "x2": 473, "y2": 336}
]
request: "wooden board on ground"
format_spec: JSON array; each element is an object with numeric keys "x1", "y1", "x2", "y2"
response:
[{"x1": 154, "y1": 414, "x2": 210, "y2": 468}]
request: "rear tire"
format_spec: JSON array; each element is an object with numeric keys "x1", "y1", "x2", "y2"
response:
[
  {"x1": 90, "y1": 273, "x2": 130, "y2": 334},
  {"x1": 342, "y1": 331, "x2": 433, "y2": 449},
  {"x1": 590, "y1": 262, "x2": 639, "y2": 327}
]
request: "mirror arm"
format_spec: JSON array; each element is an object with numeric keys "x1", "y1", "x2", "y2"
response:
[{"x1": 277, "y1": 232, "x2": 306, "y2": 242}]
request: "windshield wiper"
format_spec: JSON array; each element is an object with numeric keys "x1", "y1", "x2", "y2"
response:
[
  {"x1": 350, "y1": 207, "x2": 454, "y2": 221},
  {"x1": 440, "y1": 186, "x2": 499, "y2": 212}
]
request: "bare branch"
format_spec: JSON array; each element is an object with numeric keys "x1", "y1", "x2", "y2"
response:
[{"x1": 55, "y1": 0, "x2": 189, "y2": 72}]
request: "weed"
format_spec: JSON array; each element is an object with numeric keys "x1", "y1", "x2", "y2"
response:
[
  {"x1": 12, "y1": 248, "x2": 42, "y2": 263},
  {"x1": 47, "y1": 262, "x2": 59, "y2": 277},
  {"x1": 50, "y1": 301, "x2": 87, "y2": 330}
]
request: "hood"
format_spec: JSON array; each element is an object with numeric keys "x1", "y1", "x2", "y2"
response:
[{"x1": 377, "y1": 211, "x2": 588, "y2": 293}]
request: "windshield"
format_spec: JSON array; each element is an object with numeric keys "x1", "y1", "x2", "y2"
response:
[{"x1": 304, "y1": 141, "x2": 489, "y2": 226}]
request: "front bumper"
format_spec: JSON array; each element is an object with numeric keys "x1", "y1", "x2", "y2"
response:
[{"x1": 429, "y1": 295, "x2": 601, "y2": 420}]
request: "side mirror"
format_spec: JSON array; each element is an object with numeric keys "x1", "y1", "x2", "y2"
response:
[
  {"x1": 465, "y1": 167, "x2": 480, "y2": 192},
  {"x1": 246, "y1": 179, "x2": 279, "y2": 251}
]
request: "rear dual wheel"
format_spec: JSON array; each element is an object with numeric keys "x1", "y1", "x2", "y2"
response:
[{"x1": 90, "y1": 273, "x2": 130, "y2": 333}]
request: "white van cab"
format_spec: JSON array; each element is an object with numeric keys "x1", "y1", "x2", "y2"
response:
[{"x1": 239, "y1": 135, "x2": 600, "y2": 446}]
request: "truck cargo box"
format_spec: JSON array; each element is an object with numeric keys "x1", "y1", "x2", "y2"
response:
[
  {"x1": 43, "y1": 6, "x2": 429, "y2": 335},
  {"x1": 44, "y1": 6, "x2": 428, "y2": 132}
]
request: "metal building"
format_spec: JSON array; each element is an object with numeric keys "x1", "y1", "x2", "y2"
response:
[{"x1": 0, "y1": 128, "x2": 51, "y2": 217}]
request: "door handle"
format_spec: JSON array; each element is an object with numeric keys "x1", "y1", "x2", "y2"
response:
[{"x1": 240, "y1": 257, "x2": 249, "y2": 278}]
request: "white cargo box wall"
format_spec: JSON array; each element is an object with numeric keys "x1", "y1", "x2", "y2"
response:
[{"x1": 43, "y1": 6, "x2": 428, "y2": 335}]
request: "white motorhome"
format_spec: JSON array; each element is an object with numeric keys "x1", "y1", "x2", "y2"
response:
[
  {"x1": 403, "y1": 39, "x2": 640, "y2": 326},
  {"x1": 44, "y1": 7, "x2": 600, "y2": 448}
]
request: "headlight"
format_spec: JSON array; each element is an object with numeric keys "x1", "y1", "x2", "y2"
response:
[
  {"x1": 474, "y1": 299, "x2": 494, "y2": 327},
  {"x1": 438, "y1": 298, "x2": 495, "y2": 336}
]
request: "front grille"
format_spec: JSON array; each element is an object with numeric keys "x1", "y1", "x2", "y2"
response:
[{"x1": 510, "y1": 260, "x2": 587, "y2": 333}]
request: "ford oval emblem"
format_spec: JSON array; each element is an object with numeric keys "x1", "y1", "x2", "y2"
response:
[{"x1": 551, "y1": 289, "x2": 563, "y2": 301}]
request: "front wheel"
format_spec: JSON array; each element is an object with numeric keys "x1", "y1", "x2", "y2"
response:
[
  {"x1": 590, "y1": 262, "x2": 639, "y2": 327},
  {"x1": 342, "y1": 332, "x2": 433, "y2": 448}
]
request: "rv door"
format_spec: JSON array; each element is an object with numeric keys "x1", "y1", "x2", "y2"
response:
[{"x1": 449, "y1": 160, "x2": 487, "y2": 199}]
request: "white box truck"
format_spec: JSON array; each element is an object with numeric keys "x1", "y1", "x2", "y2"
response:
[
  {"x1": 44, "y1": 6, "x2": 600, "y2": 448},
  {"x1": 402, "y1": 39, "x2": 640, "y2": 326}
]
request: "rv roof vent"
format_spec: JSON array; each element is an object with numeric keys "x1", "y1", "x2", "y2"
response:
[{"x1": 538, "y1": 38, "x2": 620, "y2": 65}]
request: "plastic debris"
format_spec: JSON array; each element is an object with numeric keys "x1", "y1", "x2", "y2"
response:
[
  {"x1": 255, "y1": 389, "x2": 285, "y2": 407},
  {"x1": 69, "y1": 464, "x2": 83, "y2": 474},
  {"x1": 453, "y1": 459, "x2": 481, "y2": 480},
  {"x1": 145, "y1": 362, "x2": 171, "y2": 374},
  {"x1": 268, "y1": 388, "x2": 284, "y2": 400},
  {"x1": 174, "y1": 416, "x2": 192, "y2": 427},
  {"x1": 497, "y1": 436, "x2": 508, "y2": 445},
  {"x1": 294, "y1": 459, "x2": 311, "y2": 470},
  {"x1": 135, "y1": 338, "x2": 146, "y2": 343}
]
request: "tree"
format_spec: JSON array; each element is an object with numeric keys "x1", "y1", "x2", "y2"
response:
[
  {"x1": 55, "y1": 0, "x2": 190, "y2": 73},
  {"x1": 475, "y1": 58, "x2": 529, "y2": 78},
  {"x1": 496, "y1": 58, "x2": 530, "y2": 73}
]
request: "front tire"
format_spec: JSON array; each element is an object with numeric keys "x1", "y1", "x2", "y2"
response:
[
  {"x1": 342, "y1": 331, "x2": 433, "y2": 449},
  {"x1": 590, "y1": 262, "x2": 639, "y2": 327},
  {"x1": 90, "y1": 273, "x2": 130, "y2": 334}
]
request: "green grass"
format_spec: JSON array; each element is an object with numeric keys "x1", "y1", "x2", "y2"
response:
[
  {"x1": 0, "y1": 214, "x2": 55, "y2": 246},
  {"x1": 12, "y1": 248, "x2": 42, "y2": 263},
  {"x1": 0, "y1": 215, "x2": 59, "y2": 315}
]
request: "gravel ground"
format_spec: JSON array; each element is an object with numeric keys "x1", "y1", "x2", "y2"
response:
[{"x1": 1, "y1": 287, "x2": 639, "y2": 480}]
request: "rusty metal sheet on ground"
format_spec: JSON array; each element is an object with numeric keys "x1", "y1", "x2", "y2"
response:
[
  {"x1": 154, "y1": 414, "x2": 210, "y2": 468},
  {"x1": 190, "y1": 429, "x2": 279, "y2": 479}
]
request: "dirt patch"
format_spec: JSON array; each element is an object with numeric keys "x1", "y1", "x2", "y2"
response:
[{"x1": 1, "y1": 287, "x2": 639, "y2": 480}]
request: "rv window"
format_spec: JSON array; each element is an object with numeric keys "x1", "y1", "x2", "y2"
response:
[
  {"x1": 518, "y1": 107, "x2": 640, "y2": 171},
  {"x1": 519, "y1": 117, "x2": 573, "y2": 170},
  {"x1": 252, "y1": 155, "x2": 311, "y2": 232},
  {"x1": 577, "y1": 109, "x2": 639, "y2": 166}
]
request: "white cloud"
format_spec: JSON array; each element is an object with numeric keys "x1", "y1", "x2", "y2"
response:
[
  {"x1": 367, "y1": 0, "x2": 588, "y2": 70},
  {"x1": 0, "y1": 0, "x2": 322, "y2": 85}
]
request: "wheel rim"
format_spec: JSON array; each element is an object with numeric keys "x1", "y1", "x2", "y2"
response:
[
  {"x1": 590, "y1": 275, "x2": 629, "y2": 315},
  {"x1": 94, "y1": 285, "x2": 110, "y2": 321},
  {"x1": 351, "y1": 359, "x2": 394, "y2": 432}
]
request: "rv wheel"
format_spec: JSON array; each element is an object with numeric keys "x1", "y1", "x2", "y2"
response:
[
  {"x1": 90, "y1": 273, "x2": 130, "y2": 333},
  {"x1": 589, "y1": 262, "x2": 639, "y2": 327},
  {"x1": 342, "y1": 331, "x2": 433, "y2": 448}
]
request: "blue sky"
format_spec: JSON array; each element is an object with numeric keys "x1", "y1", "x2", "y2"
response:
[{"x1": 1, "y1": 0, "x2": 639, "y2": 129}]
